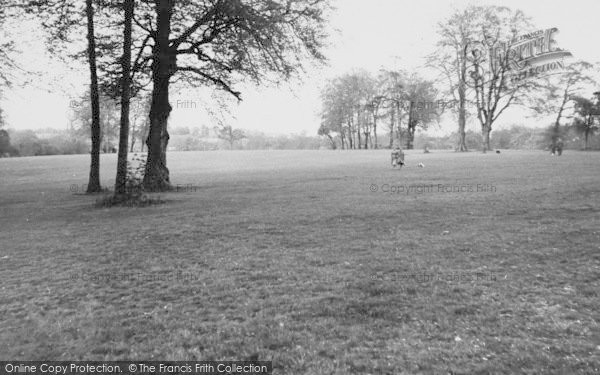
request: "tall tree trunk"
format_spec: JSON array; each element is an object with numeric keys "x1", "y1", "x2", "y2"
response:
[
  {"x1": 347, "y1": 122, "x2": 353, "y2": 149},
  {"x1": 552, "y1": 88, "x2": 568, "y2": 151},
  {"x1": 389, "y1": 106, "x2": 395, "y2": 149},
  {"x1": 85, "y1": 0, "x2": 102, "y2": 193},
  {"x1": 405, "y1": 102, "x2": 414, "y2": 149},
  {"x1": 115, "y1": 0, "x2": 134, "y2": 196},
  {"x1": 482, "y1": 119, "x2": 492, "y2": 153},
  {"x1": 406, "y1": 126, "x2": 415, "y2": 150},
  {"x1": 143, "y1": 0, "x2": 174, "y2": 191},
  {"x1": 356, "y1": 110, "x2": 362, "y2": 149},
  {"x1": 396, "y1": 101, "x2": 403, "y2": 147},
  {"x1": 363, "y1": 113, "x2": 369, "y2": 150},
  {"x1": 340, "y1": 128, "x2": 345, "y2": 149},
  {"x1": 457, "y1": 61, "x2": 468, "y2": 152},
  {"x1": 457, "y1": 97, "x2": 467, "y2": 151},
  {"x1": 373, "y1": 114, "x2": 378, "y2": 149},
  {"x1": 457, "y1": 117, "x2": 467, "y2": 151},
  {"x1": 584, "y1": 128, "x2": 589, "y2": 150}
]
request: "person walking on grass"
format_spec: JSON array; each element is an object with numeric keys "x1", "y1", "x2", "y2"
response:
[{"x1": 392, "y1": 147, "x2": 405, "y2": 167}]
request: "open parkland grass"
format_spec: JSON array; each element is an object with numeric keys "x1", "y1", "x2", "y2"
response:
[{"x1": 0, "y1": 149, "x2": 599, "y2": 374}]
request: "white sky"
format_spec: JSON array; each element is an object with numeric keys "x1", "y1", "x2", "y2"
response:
[{"x1": 3, "y1": 0, "x2": 600, "y2": 136}]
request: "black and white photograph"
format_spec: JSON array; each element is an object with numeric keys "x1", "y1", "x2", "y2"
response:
[{"x1": 1, "y1": 0, "x2": 599, "y2": 373}]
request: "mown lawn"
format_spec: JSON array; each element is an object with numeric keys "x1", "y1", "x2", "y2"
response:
[{"x1": 0, "y1": 150, "x2": 599, "y2": 374}]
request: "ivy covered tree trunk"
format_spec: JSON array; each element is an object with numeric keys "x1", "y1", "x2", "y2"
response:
[
  {"x1": 85, "y1": 0, "x2": 102, "y2": 193},
  {"x1": 143, "y1": 0, "x2": 174, "y2": 191}
]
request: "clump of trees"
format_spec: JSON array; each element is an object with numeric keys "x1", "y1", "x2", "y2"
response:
[
  {"x1": 7, "y1": 129, "x2": 88, "y2": 156},
  {"x1": 69, "y1": 92, "x2": 151, "y2": 154},
  {"x1": 3, "y1": 0, "x2": 600, "y2": 193},
  {"x1": 531, "y1": 61, "x2": 599, "y2": 152},
  {"x1": 427, "y1": 6, "x2": 542, "y2": 152},
  {"x1": 216, "y1": 125, "x2": 246, "y2": 150},
  {"x1": 570, "y1": 93, "x2": 600, "y2": 150},
  {"x1": 320, "y1": 6, "x2": 550, "y2": 152},
  {"x1": 167, "y1": 126, "x2": 327, "y2": 151},
  {"x1": 319, "y1": 70, "x2": 440, "y2": 150},
  {"x1": 318, "y1": 4, "x2": 600, "y2": 153},
  {"x1": 129, "y1": 0, "x2": 332, "y2": 191},
  {"x1": 2, "y1": 0, "x2": 332, "y2": 199},
  {"x1": 0, "y1": 105, "x2": 17, "y2": 156},
  {"x1": 427, "y1": 6, "x2": 600, "y2": 153},
  {"x1": 0, "y1": 129, "x2": 19, "y2": 157}
]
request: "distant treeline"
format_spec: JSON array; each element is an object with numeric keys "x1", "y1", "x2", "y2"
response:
[
  {"x1": 1, "y1": 124, "x2": 597, "y2": 157},
  {"x1": 0, "y1": 126, "x2": 329, "y2": 156},
  {"x1": 415, "y1": 125, "x2": 600, "y2": 151},
  {"x1": 322, "y1": 124, "x2": 599, "y2": 152}
]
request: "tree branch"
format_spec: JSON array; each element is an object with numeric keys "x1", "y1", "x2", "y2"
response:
[{"x1": 177, "y1": 65, "x2": 241, "y2": 100}]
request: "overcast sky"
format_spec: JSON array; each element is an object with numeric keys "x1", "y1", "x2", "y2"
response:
[{"x1": 3, "y1": 0, "x2": 600, "y2": 135}]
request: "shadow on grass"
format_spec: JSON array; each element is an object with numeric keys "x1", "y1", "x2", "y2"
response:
[{"x1": 94, "y1": 191, "x2": 167, "y2": 208}]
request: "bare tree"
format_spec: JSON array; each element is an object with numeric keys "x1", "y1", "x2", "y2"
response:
[
  {"x1": 466, "y1": 6, "x2": 536, "y2": 152},
  {"x1": 378, "y1": 69, "x2": 405, "y2": 149},
  {"x1": 368, "y1": 96, "x2": 384, "y2": 149},
  {"x1": 216, "y1": 125, "x2": 246, "y2": 149},
  {"x1": 429, "y1": 7, "x2": 482, "y2": 151}
]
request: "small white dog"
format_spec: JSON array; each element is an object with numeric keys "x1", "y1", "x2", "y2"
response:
[{"x1": 418, "y1": 163, "x2": 425, "y2": 168}]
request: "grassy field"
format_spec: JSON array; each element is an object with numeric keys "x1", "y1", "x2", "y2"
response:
[{"x1": 0, "y1": 149, "x2": 599, "y2": 374}]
